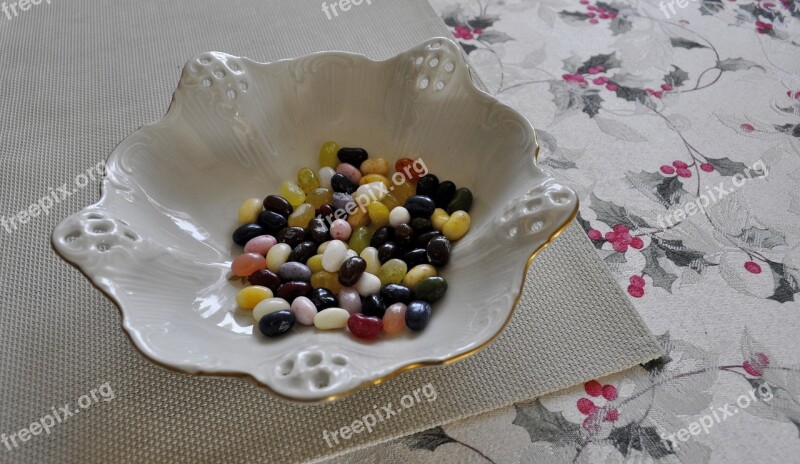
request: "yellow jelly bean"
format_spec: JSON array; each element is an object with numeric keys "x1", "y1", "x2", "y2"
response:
[
  {"x1": 381, "y1": 192, "x2": 400, "y2": 211},
  {"x1": 307, "y1": 254, "x2": 324, "y2": 273},
  {"x1": 360, "y1": 157, "x2": 389, "y2": 176},
  {"x1": 347, "y1": 207, "x2": 370, "y2": 229},
  {"x1": 236, "y1": 285, "x2": 273, "y2": 309},
  {"x1": 367, "y1": 202, "x2": 390, "y2": 228},
  {"x1": 431, "y1": 208, "x2": 449, "y2": 231},
  {"x1": 306, "y1": 187, "x2": 333, "y2": 210},
  {"x1": 442, "y1": 210, "x2": 471, "y2": 241},
  {"x1": 392, "y1": 180, "x2": 416, "y2": 203},
  {"x1": 238, "y1": 198, "x2": 263, "y2": 224},
  {"x1": 319, "y1": 141, "x2": 340, "y2": 168},
  {"x1": 297, "y1": 167, "x2": 320, "y2": 194},
  {"x1": 288, "y1": 203, "x2": 315, "y2": 228},
  {"x1": 349, "y1": 226, "x2": 374, "y2": 254},
  {"x1": 310, "y1": 271, "x2": 344, "y2": 294},
  {"x1": 358, "y1": 174, "x2": 391, "y2": 188},
  {"x1": 378, "y1": 259, "x2": 408, "y2": 285},
  {"x1": 360, "y1": 247, "x2": 381, "y2": 275},
  {"x1": 280, "y1": 180, "x2": 306, "y2": 207},
  {"x1": 403, "y1": 264, "x2": 437, "y2": 290}
]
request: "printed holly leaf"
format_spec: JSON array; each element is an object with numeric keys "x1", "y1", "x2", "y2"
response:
[
  {"x1": 609, "y1": 17, "x2": 633, "y2": 35},
  {"x1": 775, "y1": 123, "x2": 800, "y2": 137},
  {"x1": 468, "y1": 14, "x2": 500, "y2": 29},
  {"x1": 704, "y1": 156, "x2": 754, "y2": 176},
  {"x1": 541, "y1": 156, "x2": 578, "y2": 170},
  {"x1": 478, "y1": 30, "x2": 512, "y2": 44},
  {"x1": 576, "y1": 53, "x2": 621, "y2": 74},
  {"x1": 766, "y1": 260, "x2": 799, "y2": 303},
  {"x1": 700, "y1": 0, "x2": 724, "y2": 15},
  {"x1": 513, "y1": 400, "x2": 581, "y2": 443},
  {"x1": 602, "y1": 249, "x2": 628, "y2": 264},
  {"x1": 577, "y1": 212, "x2": 606, "y2": 250},
  {"x1": 613, "y1": 84, "x2": 653, "y2": 106},
  {"x1": 625, "y1": 170, "x2": 689, "y2": 208},
  {"x1": 664, "y1": 66, "x2": 690, "y2": 88},
  {"x1": 582, "y1": 91, "x2": 604, "y2": 117},
  {"x1": 595, "y1": 116, "x2": 647, "y2": 142},
  {"x1": 716, "y1": 58, "x2": 766, "y2": 72},
  {"x1": 609, "y1": 423, "x2": 675, "y2": 458},
  {"x1": 670, "y1": 37, "x2": 709, "y2": 49},
  {"x1": 641, "y1": 243, "x2": 678, "y2": 292},
  {"x1": 459, "y1": 42, "x2": 477, "y2": 55},
  {"x1": 401, "y1": 426, "x2": 456, "y2": 451},
  {"x1": 656, "y1": 238, "x2": 715, "y2": 270},
  {"x1": 736, "y1": 226, "x2": 787, "y2": 249},
  {"x1": 642, "y1": 333, "x2": 672, "y2": 374},
  {"x1": 590, "y1": 193, "x2": 649, "y2": 230},
  {"x1": 559, "y1": 10, "x2": 591, "y2": 23},
  {"x1": 441, "y1": 5, "x2": 468, "y2": 26}
]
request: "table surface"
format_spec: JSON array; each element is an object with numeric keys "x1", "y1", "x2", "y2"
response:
[{"x1": 323, "y1": 0, "x2": 800, "y2": 462}]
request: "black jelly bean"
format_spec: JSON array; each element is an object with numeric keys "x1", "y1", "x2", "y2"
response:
[
  {"x1": 405, "y1": 300, "x2": 432, "y2": 331},
  {"x1": 394, "y1": 223, "x2": 414, "y2": 246},
  {"x1": 414, "y1": 277, "x2": 448, "y2": 303},
  {"x1": 257, "y1": 210, "x2": 288, "y2": 234},
  {"x1": 370, "y1": 226, "x2": 395, "y2": 248},
  {"x1": 232, "y1": 223, "x2": 266, "y2": 246},
  {"x1": 404, "y1": 195, "x2": 436, "y2": 218},
  {"x1": 277, "y1": 281, "x2": 311, "y2": 302},
  {"x1": 416, "y1": 230, "x2": 441, "y2": 248},
  {"x1": 337, "y1": 147, "x2": 369, "y2": 168},
  {"x1": 447, "y1": 187, "x2": 473, "y2": 214},
  {"x1": 410, "y1": 217, "x2": 432, "y2": 234},
  {"x1": 277, "y1": 226, "x2": 308, "y2": 248},
  {"x1": 258, "y1": 310, "x2": 295, "y2": 337},
  {"x1": 404, "y1": 248, "x2": 429, "y2": 267},
  {"x1": 433, "y1": 181, "x2": 456, "y2": 209},
  {"x1": 331, "y1": 173, "x2": 357, "y2": 194},
  {"x1": 317, "y1": 204, "x2": 335, "y2": 219},
  {"x1": 380, "y1": 284, "x2": 414, "y2": 305},
  {"x1": 377, "y1": 242, "x2": 402, "y2": 264},
  {"x1": 310, "y1": 288, "x2": 338, "y2": 310},
  {"x1": 263, "y1": 195, "x2": 293, "y2": 217},
  {"x1": 248, "y1": 269, "x2": 281, "y2": 292},
  {"x1": 288, "y1": 241, "x2": 317, "y2": 263},
  {"x1": 416, "y1": 174, "x2": 439, "y2": 197},
  {"x1": 338, "y1": 256, "x2": 367, "y2": 287},
  {"x1": 362, "y1": 294, "x2": 387, "y2": 318},
  {"x1": 308, "y1": 218, "x2": 330, "y2": 243},
  {"x1": 426, "y1": 235, "x2": 451, "y2": 267}
]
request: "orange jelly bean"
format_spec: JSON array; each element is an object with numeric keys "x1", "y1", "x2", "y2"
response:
[
  {"x1": 232, "y1": 253, "x2": 267, "y2": 277},
  {"x1": 382, "y1": 303, "x2": 407, "y2": 334}
]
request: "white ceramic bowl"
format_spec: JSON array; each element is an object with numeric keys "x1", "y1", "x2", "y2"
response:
[{"x1": 52, "y1": 38, "x2": 578, "y2": 401}]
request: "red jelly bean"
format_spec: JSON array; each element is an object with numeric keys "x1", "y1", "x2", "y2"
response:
[
  {"x1": 394, "y1": 158, "x2": 423, "y2": 182},
  {"x1": 347, "y1": 313, "x2": 383, "y2": 339}
]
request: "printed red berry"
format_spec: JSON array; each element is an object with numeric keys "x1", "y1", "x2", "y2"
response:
[
  {"x1": 606, "y1": 83, "x2": 618, "y2": 91},
  {"x1": 661, "y1": 84, "x2": 673, "y2": 91},
  {"x1": 613, "y1": 241, "x2": 629, "y2": 253},
  {"x1": 584, "y1": 380, "x2": 603, "y2": 397},
  {"x1": 627, "y1": 285, "x2": 644, "y2": 298},
  {"x1": 587, "y1": 229, "x2": 603, "y2": 240},
  {"x1": 741, "y1": 123, "x2": 755, "y2": 132},
  {"x1": 593, "y1": 77, "x2": 608, "y2": 85},
  {"x1": 629, "y1": 275, "x2": 645, "y2": 287},
  {"x1": 589, "y1": 18, "x2": 599, "y2": 24},
  {"x1": 744, "y1": 261, "x2": 762, "y2": 274},
  {"x1": 677, "y1": 168, "x2": 692, "y2": 178},
  {"x1": 613, "y1": 224, "x2": 629, "y2": 234},
  {"x1": 582, "y1": 414, "x2": 601, "y2": 433},
  {"x1": 660, "y1": 165, "x2": 676, "y2": 175},
  {"x1": 630, "y1": 237, "x2": 644, "y2": 249},
  {"x1": 743, "y1": 360, "x2": 763, "y2": 377},
  {"x1": 672, "y1": 160, "x2": 688, "y2": 169},
  {"x1": 604, "y1": 408, "x2": 620, "y2": 422},
  {"x1": 577, "y1": 397, "x2": 597, "y2": 415},
  {"x1": 605, "y1": 231, "x2": 617, "y2": 242},
  {"x1": 700, "y1": 163, "x2": 714, "y2": 172},
  {"x1": 602, "y1": 384, "x2": 618, "y2": 400}
]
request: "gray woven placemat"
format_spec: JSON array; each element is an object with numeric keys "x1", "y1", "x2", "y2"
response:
[{"x1": 0, "y1": 0, "x2": 661, "y2": 462}]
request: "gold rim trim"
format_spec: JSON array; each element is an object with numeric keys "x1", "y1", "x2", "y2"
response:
[{"x1": 130, "y1": 129, "x2": 578, "y2": 403}]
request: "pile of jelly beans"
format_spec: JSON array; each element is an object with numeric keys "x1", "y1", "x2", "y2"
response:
[{"x1": 230, "y1": 142, "x2": 473, "y2": 340}]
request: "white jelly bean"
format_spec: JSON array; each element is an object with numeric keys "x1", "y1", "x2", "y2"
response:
[
  {"x1": 318, "y1": 167, "x2": 336, "y2": 190},
  {"x1": 355, "y1": 181, "x2": 388, "y2": 203},
  {"x1": 317, "y1": 240, "x2": 331, "y2": 254},
  {"x1": 314, "y1": 307, "x2": 350, "y2": 330},
  {"x1": 354, "y1": 272, "x2": 381, "y2": 297},
  {"x1": 291, "y1": 296, "x2": 317, "y2": 326},
  {"x1": 389, "y1": 206, "x2": 411, "y2": 227},
  {"x1": 253, "y1": 297, "x2": 290, "y2": 322},
  {"x1": 266, "y1": 243, "x2": 292, "y2": 272},
  {"x1": 345, "y1": 249, "x2": 358, "y2": 259},
  {"x1": 322, "y1": 240, "x2": 348, "y2": 272},
  {"x1": 360, "y1": 247, "x2": 381, "y2": 275}
]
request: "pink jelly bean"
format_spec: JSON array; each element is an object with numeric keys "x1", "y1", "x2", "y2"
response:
[
  {"x1": 338, "y1": 287, "x2": 362, "y2": 314},
  {"x1": 244, "y1": 235, "x2": 277, "y2": 255},
  {"x1": 291, "y1": 296, "x2": 317, "y2": 326},
  {"x1": 231, "y1": 253, "x2": 267, "y2": 277},
  {"x1": 330, "y1": 219, "x2": 353, "y2": 241},
  {"x1": 335, "y1": 163, "x2": 362, "y2": 184},
  {"x1": 382, "y1": 303, "x2": 407, "y2": 334}
]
